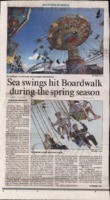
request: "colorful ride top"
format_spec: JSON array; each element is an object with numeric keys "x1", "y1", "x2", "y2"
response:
[{"x1": 47, "y1": 15, "x2": 92, "y2": 70}]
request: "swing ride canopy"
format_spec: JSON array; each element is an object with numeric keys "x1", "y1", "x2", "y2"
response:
[{"x1": 47, "y1": 15, "x2": 92, "y2": 51}]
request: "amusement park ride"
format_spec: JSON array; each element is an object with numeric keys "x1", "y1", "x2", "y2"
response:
[
  {"x1": 29, "y1": 15, "x2": 102, "y2": 74},
  {"x1": 27, "y1": 14, "x2": 103, "y2": 74},
  {"x1": 7, "y1": 9, "x2": 103, "y2": 74},
  {"x1": 31, "y1": 100, "x2": 102, "y2": 150},
  {"x1": 47, "y1": 15, "x2": 92, "y2": 73}
]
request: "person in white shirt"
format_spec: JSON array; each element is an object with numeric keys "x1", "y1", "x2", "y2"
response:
[
  {"x1": 68, "y1": 100, "x2": 101, "y2": 122},
  {"x1": 48, "y1": 111, "x2": 71, "y2": 140}
]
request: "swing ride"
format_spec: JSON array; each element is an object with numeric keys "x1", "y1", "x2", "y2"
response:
[
  {"x1": 27, "y1": 14, "x2": 103, "y2": 74},
  {"x1": 7, "y1": 8, "x2": 104, "y2": 74},
  {"x1": 47, "y1": 15, "x2": 92, "y2": 73},
  {"x1": 31, "y1": 100, "x2": 102, "y2": 151}
]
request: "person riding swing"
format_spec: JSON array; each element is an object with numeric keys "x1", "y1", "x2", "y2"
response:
[
  {"x1": 43, "y1": 133, "x2": 68, "y2": 150},
  {"x1": 68, "y1": 100, "x2": 101, "y2": 122},
  {"x1": 48, "y1": 111, "x2": 71, "y2": 140},
  {"x1": 71, "y1": 121, "x2": 99, "y2": 149}
]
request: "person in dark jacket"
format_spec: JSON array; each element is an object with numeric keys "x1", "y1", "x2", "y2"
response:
[{"x1": 71, "y1": 121, "x2": 98, "y2": 148}]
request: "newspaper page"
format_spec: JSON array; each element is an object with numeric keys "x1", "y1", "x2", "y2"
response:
[{"x1": 0, "y1": 1, "x2": 109, "y2": 200}]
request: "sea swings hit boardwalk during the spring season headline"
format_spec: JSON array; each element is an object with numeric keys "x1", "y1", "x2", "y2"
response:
[{"x1": 7, "y1": 78, "x2": 102, "y2": 97}]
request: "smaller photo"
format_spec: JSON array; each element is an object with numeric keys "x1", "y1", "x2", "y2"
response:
[{"x1": 31, "y1": 100, "x2": 102, "y2": 151}]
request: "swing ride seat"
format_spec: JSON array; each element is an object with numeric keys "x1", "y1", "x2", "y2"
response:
[
  {"x1": 73, "y1": 139, "x2": 84, "y2": 147},
  {"x1": 71, "y1": 132, "x2": 91, "y2": 148}
]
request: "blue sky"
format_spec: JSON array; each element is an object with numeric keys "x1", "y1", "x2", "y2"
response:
[{"x1": 11, "y1": 8, "x2": 104, "y2": 71}]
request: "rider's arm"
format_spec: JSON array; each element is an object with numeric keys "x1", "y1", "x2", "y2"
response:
[
  {"x1": 48, "y1": 117, "x2": 59, "y2": 126},
  {"x1": 79, "y1": 122, "x2": 88, "y2": 132}
]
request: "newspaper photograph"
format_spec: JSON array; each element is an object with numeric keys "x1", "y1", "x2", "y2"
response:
[
  {"x1": 31, "y1": 100, "x2": 102, "y2": 150},
  {"x1": 7, "y1": 6, "x2": 103, "y2": 74},
  {"x1": 0, "y1": 1, "x2": 109, "y2": 200}
]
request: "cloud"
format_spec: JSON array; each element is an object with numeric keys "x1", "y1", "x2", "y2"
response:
[
  {"x1": 28, "y1": 53, "x2": 44, "y2": 60},
  {"x1": 22, "y1": 63, "x2": 30, "y2": 71},
  {"x1": 28, "y1": 53, "x2": 39, "y2": 60}
]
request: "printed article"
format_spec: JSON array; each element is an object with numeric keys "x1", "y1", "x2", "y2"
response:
[
  {"x1": 0, "y1": 1, "x2": 109, "y2": 200},
  {"x1": 5, "y1": 98, "x2": 103, "y2": 188}
]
